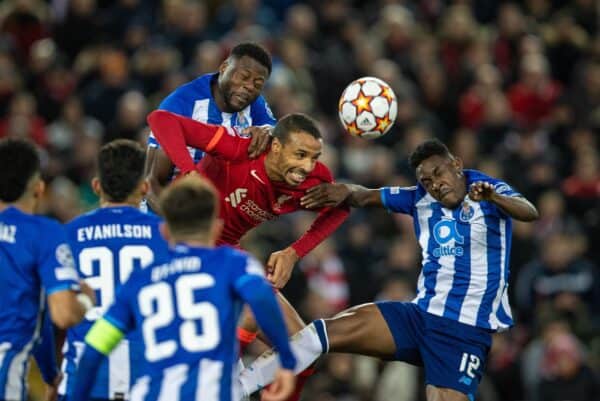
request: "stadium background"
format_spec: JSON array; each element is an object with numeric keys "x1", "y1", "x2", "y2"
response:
[{"x1": 0, "y1": 0, "x2": 598, "y2": 399}]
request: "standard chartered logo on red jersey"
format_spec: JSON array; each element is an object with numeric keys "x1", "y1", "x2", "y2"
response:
[
  {"x1": 225, "y1": 188, "x2": 276, "y2": 222},
  {"x1": 225, "y1": 188, "x2": 247, "y2": 207}
]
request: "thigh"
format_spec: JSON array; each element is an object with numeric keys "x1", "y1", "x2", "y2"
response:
[
  {"x1": 324, "y1": 302, "x2": 401, "y2": 359},
  {"x1": 419, "y1": 313, "x2": 491, "y2": 401},
  {"x1": 426, "y1": 385, "x2": 470, "y2": 401}
]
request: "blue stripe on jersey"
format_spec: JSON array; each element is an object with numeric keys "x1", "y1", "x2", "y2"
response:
[
  {"x1": 417, "y1": 203, "x2": 444, "y2": 311},
  {"x1": 443, "y1": 207, "x2": 472, "y2": 321},
  {"x1": 208, "y1": 99, "x2": 224, "y2": 126},
  {"x1": 476, "y1": 206, "x2": 502, "y2": 327}
]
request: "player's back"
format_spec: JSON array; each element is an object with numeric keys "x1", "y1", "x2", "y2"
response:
[
  {"x1": 61, "y1": 206, "x2": 168, "y2": 399},
  {"x1": 0, "y1": 207, "x2": 72, "y2": 347},
  {"x1": 116, "y1": 245, "x2": 255, "y2": 401},
  {"x1": 0, "y1": 207, "x2": 78, "y2": 400}
]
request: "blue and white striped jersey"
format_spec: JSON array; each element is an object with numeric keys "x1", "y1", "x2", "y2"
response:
[
  {"x1": 147, "y1": 73, "x2": 276, "y2": 171},
  {"x1": 381, "y1": 170, "x2": 520, "y2": 331},
  {"x1": 60, "y1": 206, "x2": 169, "y2": 400},
  {"x1": 0, "y1": 207, "x2": 80, "y2": 401},
  {"x1": 102, "y1": 245, "x2": 276, "y2": 401}
]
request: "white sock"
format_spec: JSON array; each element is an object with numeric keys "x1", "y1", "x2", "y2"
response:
[{"x1": 238, "y1": 319, "x2": 328, "y2": 396}]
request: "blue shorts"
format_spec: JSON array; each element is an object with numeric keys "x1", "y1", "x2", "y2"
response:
[{"x1": 376, "y1": 301, "x2": 492, "y2": 400}]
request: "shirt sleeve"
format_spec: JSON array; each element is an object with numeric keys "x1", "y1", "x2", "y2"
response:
[
  {"x1": 38, "y1": 222, "x2": 80, "y2": 295},
  {"x1": 380, "y1": 186, "x2": 417, "y2": 214},
  {"x1": 147, "y1": 110, "x2": 249, "y2": 174},
  {"x1": 488, "y1": 179, "x2": 521, "y2": 197},
  {"x1": 250, "y1": 96, "x2": 276, "y2": 127},
  {"x1": 102, "y1": 277, "x2": 137, "y2": 334},
  {"x1": 233, "y1": 256, "x2": 296, "y2": 370}
]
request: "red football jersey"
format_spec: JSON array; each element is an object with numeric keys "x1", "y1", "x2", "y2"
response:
[{"x1": 148, "y1": 110, "x2": 349, "y2": 256}]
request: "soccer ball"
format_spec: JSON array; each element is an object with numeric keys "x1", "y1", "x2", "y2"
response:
[{"x1": 338, "y1": 77, "x2": 397, "y2": 139}]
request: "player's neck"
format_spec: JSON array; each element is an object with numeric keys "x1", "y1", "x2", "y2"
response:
[
  {"x1": 100, "y1": 200, "x2": 138, "y2": 208},
  {"x1": 0, "y1": 198, "x2": 36, "y2": 214},
  {"x1": 171, "y1": 237, "x2": 214, "y2": 248},
  {"x1": 263, "y1": 154, "x2": 284, "y2": 183},
  {"x1": 211, "y1": 78, "x2": 231, "y2": 113}
]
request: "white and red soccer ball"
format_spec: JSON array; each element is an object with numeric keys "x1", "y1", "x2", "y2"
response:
[{"x1": 338, "y1": 77, "x2": 397, "y2": 139}]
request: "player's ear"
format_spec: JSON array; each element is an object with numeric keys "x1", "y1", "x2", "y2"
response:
[
  {"x1": 33, "y1": 178, "x2": 45, "y2": 199},
  {"x1": 452, "y1": 157, "x2": 464, "y2": 175},
  {"x1": 159, "y1": 222, "x2": 171, "y2": 242},
  {"x1": 139, "y1": 179, "x2": 149, "y2": 197},
  {"x1": 219, "y1": 59, "x2": 230, "y2": 75},
  {"x1": 271, "y1": 138, "x2": 282, "y2": 154},
  {"x1": 91, "y1": 177, "x2": 102, "y2": 197}
]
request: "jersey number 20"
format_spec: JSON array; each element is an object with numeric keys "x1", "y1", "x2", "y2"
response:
[{"x1": 139, "y1": 273, "x2": 220, "y2": 362}]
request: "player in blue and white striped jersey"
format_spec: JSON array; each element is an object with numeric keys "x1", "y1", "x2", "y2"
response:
[
  {"x1": 144, "y1": 42, "x2": 276, "y2": 213},
  {"x1": 60, "y1": 140, "x2": 169, "y2": 401},
  {"x1": 0, "y1": 139, "x2": 94, "y2": 401},
  {"x1": 239, "y1": 139, "x2": 539, "y2": 401},
  {"x1": 71, "y1": 175, "x2": 296, "y2": 401}
]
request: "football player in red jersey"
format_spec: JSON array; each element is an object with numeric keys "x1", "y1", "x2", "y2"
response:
[{"x1": 147, "y1": 109, "x2": 349, "y2": 401}]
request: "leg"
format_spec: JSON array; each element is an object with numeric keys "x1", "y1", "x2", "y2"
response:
[
  {"x1": 239, "y1": 292, "x2": 307, "y2": 340},
  {"x1": 325, "y1": 303, "x2": 396, "y2": 359},
  {"x1": 426, "y1": 385, "x2": 470, "y2": 401},
  {"x1": 238, "y1": 302, "x2": 401, "y2": 396}
]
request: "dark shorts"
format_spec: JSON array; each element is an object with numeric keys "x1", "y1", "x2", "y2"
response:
[{"x1": 376, "y1": 301, "x2": 492, "y2": 400}]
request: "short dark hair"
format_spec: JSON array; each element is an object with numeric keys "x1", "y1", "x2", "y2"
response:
[
  {"x1": 159, "y1": 176, "x2": 218, "y2": 235},
  {"x1": 272, "y1": 113, "x2": 322, "y2": 143},
  {"x1": 97, "y1": 139, "x2": 145, "y2": 202},
  {"x1": 0, "y1": 139, "x2": 41, "y2": 202},
  {"x1": 230, "y1": 42, "x2": 272, "y2": 75},
  {"x1": 409, "y1": 139, "x2": 452, "y2": 171}
]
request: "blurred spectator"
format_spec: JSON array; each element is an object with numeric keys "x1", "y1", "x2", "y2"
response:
[
  {"x1": 105, "y1": 90, "x2": 147, "y2": 142},
  {"x1": 538, "y1": 332, "x2": 600, "y2": 401},
  {"x1": 0, "y1": 91, "x2": 47, "y2": 146},
  {"x1": 515, "y1": 231, "x2": 600, "y2": 334}
]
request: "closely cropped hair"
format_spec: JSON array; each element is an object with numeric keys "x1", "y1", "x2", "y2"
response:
[
  {"x1": 0, "y1": 139, "x2": 40, "y2": 202},
  {"x1": 272, "y1": 113, "x2": 322, "y2": 144},
  {"x1": 160, "y1": 176, "x2": 218, "y2": 235},
  {"x1": 409, "y1": 139, "x2": 452, "y2": 171},
  {"x1": 97, "y1": 139, "x2": 145, "y2": 202},
  {"x1": 230, "y1": 42, "x2": 272, "y2": 74}
]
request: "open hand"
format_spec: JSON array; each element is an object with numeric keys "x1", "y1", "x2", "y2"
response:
[
  {"x1": 245, "y1": 126, "x2": 272, "y2": 158},
  {"x1": 300, "y1": 183, "x2": 350, "y2": 209},
  {"x1": 266, "y1": 247, "x2": 300, "y2": 288},
  {"x1": 468, "y1": 181, "x2": 496, "y2": 202}
]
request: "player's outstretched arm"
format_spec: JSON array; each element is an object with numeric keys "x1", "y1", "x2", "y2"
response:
[
  {"x1": 468, "y1": 181, "x2": 539, "y2": 221},
  {"x1": 70, "y1": 318, "x2": 125, "y2": 401},
  {"x1": 301, "y1": 183, "x2": 383, "y2": 209},
  {"x1": 147, "y1": 110, "x2": 249, "y2": 174}
]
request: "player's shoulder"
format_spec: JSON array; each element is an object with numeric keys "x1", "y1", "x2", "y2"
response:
[{"x1": 465, "y1": 169, "x2": 500, "y2": 184}]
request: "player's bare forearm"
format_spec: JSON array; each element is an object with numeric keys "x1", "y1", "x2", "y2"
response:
[
  {"x1": 347, "y1": 185, "x2": 383, "y2": 208},
  {"x1": 301, "y1": 183, "x2": 382, "y2": 209},
  {"x1": 489, "y1": 193, "x2": 539, "y2": 222}
]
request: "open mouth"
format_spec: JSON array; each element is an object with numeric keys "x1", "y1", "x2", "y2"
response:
[
  {"x1": 439, "y1": 189, "x2": 451, "y2": 200},
  {"x1": 288, "y1": 170, "x2": 306, "y2": 184}
]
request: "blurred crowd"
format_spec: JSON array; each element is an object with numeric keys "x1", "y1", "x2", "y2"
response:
[{"x1": 0, "y1": 0, "x2": 598, "y2": 400}]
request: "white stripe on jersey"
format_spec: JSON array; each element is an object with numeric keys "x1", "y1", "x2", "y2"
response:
[
  {"x1": 195, "y1": 359, "x2": 223, "y2": 401},
  {"x1": 413, "y1": 196, "x2": 433, "y2": 305},
  {"x1": 58, "y1": 340, "x2": 85, "y2": 396},
  {"x1": 157, "y1": 364, "x2": 189, "y2": 401},
  {"x1": 109, "y1": 340, "x2": 131, "y2": 398},
  {"x1": 5, "y1": 341, "x2": 33, "y2": 400},
  {"x1": 130, "y1": 376, "x2": 150, "y2": 401},
  {"x1": 220, "y1": 112, "x2": 232, "y2": 127},
  {"x1": 459, "y1": 202, "x2": 487, "y2": 326},
  {"x1": 427, "y1": 209, "x2": 456, "y2": 316},
  {"x1": 192, "y1": 100, "x2": 209, "y2": 122}
]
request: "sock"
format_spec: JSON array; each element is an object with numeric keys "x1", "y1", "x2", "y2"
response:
[
  {"x1": 239, "y1": 320, "x2": 328, "y2": 397},
  {"x1": 238, "y1": 327, "x2": 258, "y2": 354}
]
